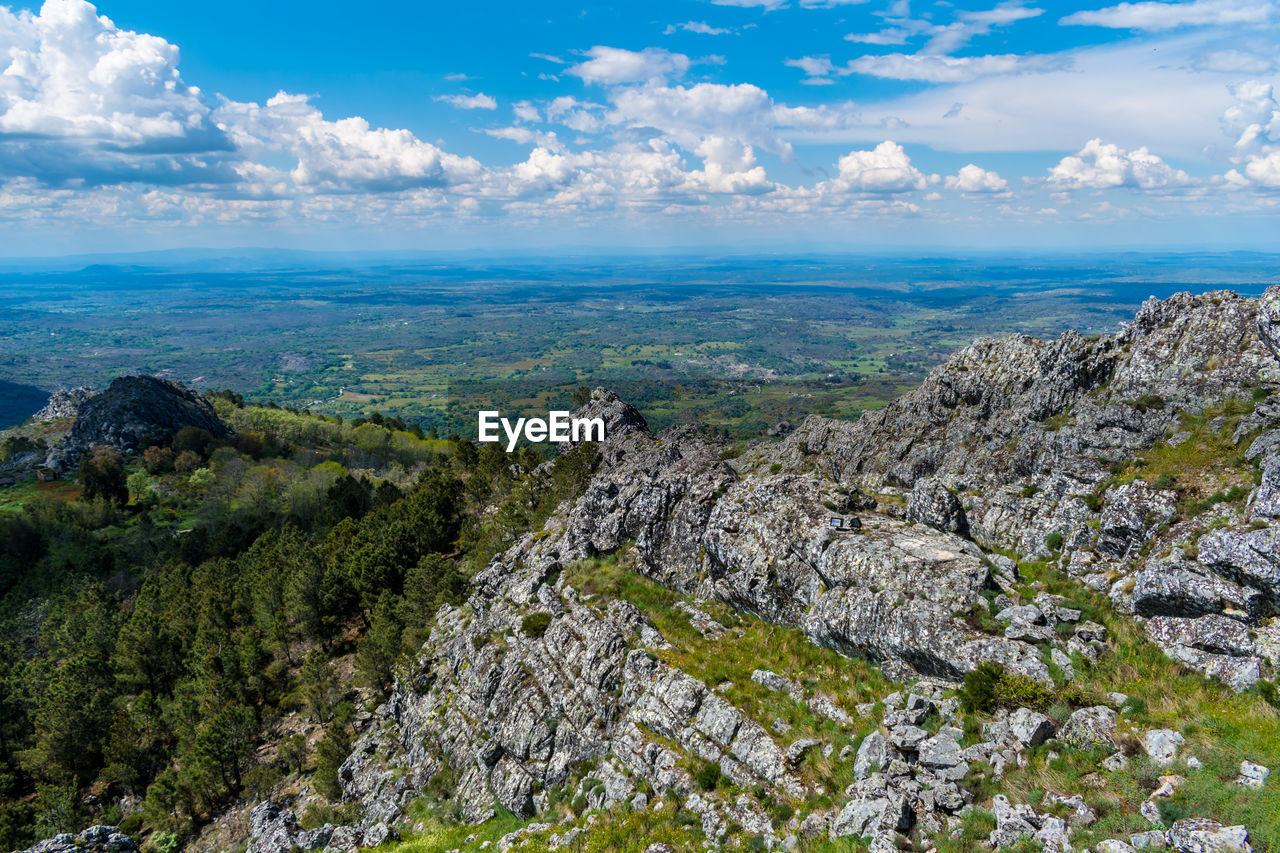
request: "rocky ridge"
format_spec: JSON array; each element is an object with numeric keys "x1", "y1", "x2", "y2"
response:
[{"x1": 247, "y1": 288, "x2": 1280, "y2": 852}]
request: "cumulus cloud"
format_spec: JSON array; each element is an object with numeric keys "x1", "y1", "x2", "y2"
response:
[
  {"x1": 820, "y1": 141, "x2": 928, "y2": 193},
  {"x1": 1219, "y1": 80, "x2": 1280, "y2": 188},
  {"x1": 1047, "y1": 138, "x2": 1193, "y2": 189},
  {"x1": 216, "y1": 92, "x2": 483, "y2": 194},
  {"x1": 606, "y1": 82, "x2": 793, "y2": 157},
  {"x1": 434, "y1": 93, "x2": 498, "y2": 110},
  {"x1": 945, "y1": 163, "x2": 1010, "y2": 192},
  {"x1": 1061, "y1": 0, "x2": 1275, "y2": 30},
  {"x1": 0, "y1": 0, "x2": 233, "y2": 184},
  {"x1": 567, "y1": 46, "x2": 691, "y2": 85}
]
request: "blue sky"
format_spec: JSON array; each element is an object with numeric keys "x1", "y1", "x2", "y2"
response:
[{"x1": 1, "y1": 0, "x2": 1279, "y2": 254}]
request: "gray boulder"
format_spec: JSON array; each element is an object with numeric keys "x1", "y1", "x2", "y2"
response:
[
  {"x1": 1007, "y1": 707, "x2": 1055, "y2": 748},
  {"x1": 906, "y1": 477, "x2": 969, "y2": 537},
  {"x1": 1167, "y1": 818, "x2": 1253, "y2": 852},
  {"x1": 1060, "y1": 706, "x2": 1118, "y2": 750}
]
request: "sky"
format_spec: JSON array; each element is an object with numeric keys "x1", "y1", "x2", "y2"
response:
[{"x1": 1, "y1": 0, "x2": 1279, "y2": 254}]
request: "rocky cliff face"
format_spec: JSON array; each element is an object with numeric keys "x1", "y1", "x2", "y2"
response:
[
  {"x1": 43, "y1": 375, "x2": 232, "y2": 470},
  {"x1": 249, "y1": 290, "x2": 1280, "y2": 853}
]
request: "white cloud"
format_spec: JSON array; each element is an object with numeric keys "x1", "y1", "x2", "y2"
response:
[
  {"x1": 845, "y1": 28, "x2": 912, "y2": 44},
  {"x1": 945, "y1": 163, "x2": 1010, "y2": 192},
  {"x1": 925, "y1": 2, "x2": 1045, "y2": 53},
  {"x1": 1061, "y1": 0, "x2": 1275, "y2": 30},
  {"x1": 217, "y1": 92, "x2": 483, "y2": 194},
  {"x1": 823, "y1": 141, "x2": 928, "y2": 193},
  {"x1": 606, "y1": 82, "x2": 794, "y2": 157},
  {"x1": 435, "y1": 93, "x2": 498, "y2": 110},
  {"x1": 1219, "y1": 80, "x2": 1280, "y2": 188},
  {"x1": 0, "y1": 0, "x2": 232, "y2": 184},
  {"x1": 784, "y1": 55, "x2": 837, "y2": 82},
  {"x1": 664, "y1": 21, "x2": 733, "y2": 35},
  {"x1": 711, "y1": 0, "x2": 788, "y2": 9},
  {"x1": 1192, "y1": 48, "x2": 1276, "y2": 72},
  {"x1": 530, "y1": 52, "x2": 565, "y2": 64},
  {"x1": 1047, "y1": 138, "x2": 1193, "y2": 189},
  {"x1": 567, "y1": 46, "x2": 691, "y2": 85},
  {"x1": 847, "y1": 53, "x2": 1051, "y2": 83},
  {"x1": 513, "y1": 101, "x2": 541, "y2": 122},
  {"x1": 1240, "y1": 150, "x2": 1280, "y2": 184}
]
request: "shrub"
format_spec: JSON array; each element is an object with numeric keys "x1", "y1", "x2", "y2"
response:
[
  {"x1": 1253, "y1": 386, "x2": 1271, "y2": 402},
  {"x1": 79, "y1": 445, "x2": 128, "y2": 505},
  {"x1": 1082, "y1": 493, "x2": 1103, "y2": 512},
  {"x1": 1021, "y1": 484, "x2": 1039, "y2": 498},
  {"x1": 1045, "y1": 531, "x2": 1064, "y2": 552},
  {"x1": 1153, "y1": 473, "x2": 1176, "y2": 490},
  {"x1": 959, "y1": 662, "x2": 1003, "y2": 714},
  {"x1": 1130, "y1": 394, "x2": 1166, "y2": 413},
  {"x1": 995, "y1": 673, "x2": 1057, "y2": 711},
  {"x1": 521, "y1": 612, "x2": 553, "y2": 638},
  {"x1": 693, "y1": 760, "x2": 722, "y2": 792}
]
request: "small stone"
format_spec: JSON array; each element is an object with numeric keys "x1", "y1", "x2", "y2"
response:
[
  {"x1": 1102, "y1": 751, "x2": 1130, "y2": 772},
  {"x1": 1144, "y1": 729, "x2": 1185, "y2": 766},
  {"x1": 786, "y1": 738, "x2": 822, "y2": 766},
  {"x1": 1075, "y1": 621, "x2": 1108, "y2": 643},
  {"x1": 1237, "y1": 760, "x2": 1270, "y2": 788},
  {"x1": 1107, "y1": 692, "x2": 1129, "y2": 708},
  {"x1": 772, "y1": 718, "x2": 792, "y2": 735},
  {"x1": 1129, "y1": 830, "x2": 1167, "y2": 849},
  {"x1": 1186, "y1": 755, "x2": 1203, "y2": 769},
  {"x1": 1098, "y1": 841, "x2": 1138, "y2": 853},
  {"x1": 1139, "y1": 798, "x2": 1162, "y2": 826},
  {"x1": 889, "y1": 725, "x2": 929, "y2": 750}
]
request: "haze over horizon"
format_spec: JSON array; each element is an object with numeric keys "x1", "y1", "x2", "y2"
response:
[{"x1": 2, "y1": 0, "x2": 1280, "y2": 254}]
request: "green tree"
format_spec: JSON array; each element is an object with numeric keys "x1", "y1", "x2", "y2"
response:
[
  {"x1": 190, "y1": 705, "x2": 256, "y2": 795},
  {"x1": 354, "y1": 593, "x2": 403, "y2": 695},
  {"x1": 79, "y1": 446, "x2": 128, "y2": 505}
]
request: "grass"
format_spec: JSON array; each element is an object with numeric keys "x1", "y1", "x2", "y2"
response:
[
  {"x1": 989, "y1": 560, "x2": 1280, "y2": 850},
  {"x1": 0, "y1": 477, "x2": 82, "y2": 513},
  {"x1": 1094, "y1": 398, "x2": 1261, "y2": 522}
]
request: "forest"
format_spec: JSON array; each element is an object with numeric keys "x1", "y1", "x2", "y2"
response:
[{"x1": 0, "y1": 390, "x2": 601, "y2": 851}]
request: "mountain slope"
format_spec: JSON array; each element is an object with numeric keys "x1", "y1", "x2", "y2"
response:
[{"x1": 241, "y1": 288, "x2": 1280, "y2": 853}]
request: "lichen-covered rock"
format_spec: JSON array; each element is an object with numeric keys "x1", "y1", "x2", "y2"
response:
[
  {"x1": 1060, "y1": 706, "x2": 1118, "y2": 750},
  {"x1": 1258, "y1": 285, "x2": 1280, "y2": 362},
  {"x1": 1167, "y1": 818, "x2": 1253, "y2": 852},
  {"x1": 1144, "y1": 730, "x2": 1186, "y2": 766},
  {"x1": 13, "y1": 825, "x2": 139, "y2": 853},
  {"x1": 1097, "y1": 483, "x2": 1177, "y2": 559},
  {"x1": 1145, "y1": 615, "x2": 1256, "y2": 657},
  {"x1": 34, "y1": 387, "x2": 96, "y2": 422},
  {"x1": 1007, "y1": 708, "x2": 1055, "y2": 748},
  {"x1": 906, "y1": 477, "x2": 969, "y2": 537}
]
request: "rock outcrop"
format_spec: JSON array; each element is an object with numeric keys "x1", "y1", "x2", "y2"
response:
[
  {"x1": 12, "y1": 825, "x2": 139, "y2": 853},
  {"x1": 44, "y1": 375, "x2": 232, "y2": 470}
]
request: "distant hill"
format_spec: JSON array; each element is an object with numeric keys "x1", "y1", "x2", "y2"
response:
[{"x1": 0, "y1": 381, "x2": 46, "y2": 429}]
